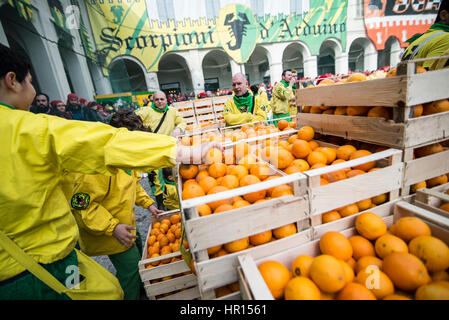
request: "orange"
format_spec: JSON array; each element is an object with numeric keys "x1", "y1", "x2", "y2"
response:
[
  {"x1": 423, "y1": 99, "x2": 449, "y2": 115},
  {"x1": 273, "y1": 223, "x2": 297, "y2": 239},
  {"x1": 270, "y1": 148, "x2": 294, "y2": 169},
  {"x1": 415, "y1": 281, "x2": 449, "y2": 300},
  {"x1": 214, "y1": 203, "x2": 234, "y2": 214},
  {"x1": 309, "y1": 255, "x2": 346, "y2": 293},
  {"x1": 368, "y1": 106, "x2": 391, "y2": 120},
  {"x1": 390, "y1": 216, "x2": 431, "y2": 243},
  {"x1": 284, "y1": 165, "x2": 301, "y2": 175},
  {"x1": 239, "y1": 175, "x2": 266, "y2": 203},
  {"x1": 322, "y1": 211, "x2": 341, "y2": 224},
  {"x1": 249, "y1": 230, "x2": 272, "y2": 246},
  {"x1": 277, "y1": 119, "x2": 289, "y2": 131},
  {"x1": 229, "y1": 165, "x2": 248, "y2": 180},
  {"x1": 182, "y1": 182, "x2": 205, "y2": 200},
  {"x1": 346, "y1": 169, "x2": 366, "y2": 178},
  {"x1": 207, "y1": 244, "x2": 223, "y2": 256},
  {"x1": 319, "y1": 231, "x2": 353, "y2": 261},
  {"x1": 197, "y1": 204, "x2": 212, "y2": 216},
  {"x1": 371, "y1": 193, "x2": 388, "y2": 205},
  {"x1": 307, "y1": 151, "x2": 328, "y2": 167},
  {"x1": 337, "y1": 282, "x2": 377, "y2": 300},
  {"x1": 264, "y1": 176, "x2": 281, "y2": 197},
  {"x1": 355, "y1": 256, "x2": 383, "y2": 274},
  {"x1": 258, "y1": 261, "x2": 291, "y2": 299},
  {"x1": 208, "y1": 163, "x2": 227, "y2": 178},
  {"x1": 291, "y1": 255, "x2": 314, "y2": 278},
  {"x1": 349, "y1": 150, "x2": 375, "y2": 172},
  {"x1": 223, "y1": 237, "x2": 249, "y2": 253},
  {"x1": 349, "y1": 235, "x2": 375, "y2": 260},
  {"x1": 195, "y1": 170, "x2": 210, "y2": 183},
  {"x1": 356, "y1": 198, "x2": 373, "y2": 211},
  {"x1": 250, "y1": 162, "x2": 270, "y2": 180},
  {"x1": 383, "y1": 294, "x2": 412, "y2": 300},
  {"x1": 432, "y1": 271, "x2": 449, "y2": 282},
  {"x1": 347, "y1": 72, "x2": 367, "y2": 82},
  {"x1": 356, "y1": 268, "x2": 394, "y2": 299},
  {"x1": 413, "y1": 104, "x2": 423, "y2": 117},
  {"x1": 315, "y1": 147, "x2": 337, "y2": 164},
  {"x1": 180, "y1": 136, "x2": 190, "y2": 146},
  {"x1": 198, "y1": 176, "x2": 218, "y2": 194},
  {"x1": 415, "y1": 143, "x2": 444, "y2": 158},
  {"x1": 339, "y1": 260, "x2": 355, "y2": 284},
  {"x1": 336, "y1": 145, "x2": 357, "y2": 161},
  {"x1": 179, "y1": 164, "x2": 199, "y2": 180},
  {"x1": 318, "y1": 78, "x2": 335, "y2": 86},
  {"x1": 291, "y1": 159, "x2": 310, "y2": 172},
  {"x1": 238, "y1": 154, "x2": 258, "y2": 170},
  {"x1": 426, "y1": 174, "x2": 448, "y2": 188},
  {"x1": 271, "y1": 184, "x2": 294, "y2": 198},
  {"x1": 288, "y1": 135, "x2": 297, "y2": 144},
  {"x1": 308, "y1": 140, "x2": 319, "y2": 150},
  {"x1": 233, "y1": 200, "x2": 251, "y2": 209},
  {"x1": 183, "y1": 179, "x2": 198, "y2": 188},
  {"x1": 284, "y1": 276, "x2": 321, "y2": 300},
  {"x1": 289, "y1": 121, "x2": 296, "y2": 128},
  {"x1": 382, "y1": 252, "x2": 431, "y2": 291},
  {"x1": 409, "y1": 236, "x2": 449, "y2": 272},
  {"x1": 169, "y1": 214, "x2": 181, "y2": 225},
  {"x1": 375, "y1": 234, "x2": 408, "y2": 258},
  {"x1": 205, "y1": 147, "x2": 223, "y2": 164},
  {"x1": 297, "y1": 126, "x2": 314, "y2": 141},
  {"x1": 320, "y1": 178, "x2": 330, "y2": 185},
  {"x1": 234, "y1": 142, "x2": 251, "y2": 160},
  {"x1": 355, "y1": 212, "x2": 387, "y2": 240},
  {"x1": 149, "y1": 253, "x2": 161, "y2": 266},
  {"x1": 166, "y1": 231, "x2": 176, "y2": 243},
  {"x1": 291, "y1": 139, "x2": 312, "y2": 159},
  {"x1": 220, "y1": 174, "x2": 239, "y2": 189},
  {"x1": 338, "y1": 204, "x2": 359, "y2": 217},
  {"x1": 150, "y1": 228, "x2": 161, "y2": 237},
  {"x1": 215, "y1": 286, "x2": 233, "y2": 298},
  {"x1": 147, "y1": 235, "x2": 156, "y2": 246},
  {"x1": 207, "y1": 186, "x2": 233, "y2": 211},
  {"x1": 346, "y1": 106, "x2": 370, "y2": 116},
  {"x1": 148, "y1": 245, "x2": 159, "y2": 256},
  {"x1": 440, "y1": 203, "x2": 449, "y2": 213}
]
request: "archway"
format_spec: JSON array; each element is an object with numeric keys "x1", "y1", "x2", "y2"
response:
[
  {"x1": 109, "y1": 57, "x2": 147, "y2": 93},
  {"x1": 348, "y1": 37, "x2": 378, "y2": 72},
  {"x1": 317, "y1": 44, "x2": 336, "y2": 76},
  {"x1": 157, "y1": 53, "x2": 193, "y2": 96},
  {"x1": 202, "y1": 50, "x2": 232, "y2": 92},
  {"x1": 378, "y1": 36, "x2": 401, "y2": 68},
  {"x1": 282, "y1": 43, "x2": 309, "y2": 78},
  {"x1": 244, "y1": 46, "x2": 271, "y2": 87}
]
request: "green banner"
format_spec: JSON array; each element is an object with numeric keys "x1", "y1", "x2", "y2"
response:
[
  {"x1": 48, "y1": 0, "x2": 70, "y2": 34},
  {"x1": 7, "y1": 0, "x2": 33, "y2": 21},
  {"x1": 79, "y1": 24, "x2": 96, "y2": 62},
  {"x1": 86, "y1": 0, "x2": 347, "y2": 74}
]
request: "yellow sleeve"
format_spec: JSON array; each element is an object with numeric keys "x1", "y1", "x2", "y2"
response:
[
  {"x1": 253, "y1": 104, "x2": 267, "y2": 123},
  {"x1": 273, "y1": 84, "x2": 292, "y2": 101},
  {"x1": 134, "y1": 172, "x2": 154, "y2": 208},
  {"x1": 173, "y1": 109, "x2": 187, "y2": 132},
  {"x1": 223, "y1": 100, "x2": 253, "y2": 126},
  {"x1": 42, "y1": 115, "x2": 177, "y2": 176},
  {"x1": 71, "y1": 174, "x2": 120, "y2": 236}
]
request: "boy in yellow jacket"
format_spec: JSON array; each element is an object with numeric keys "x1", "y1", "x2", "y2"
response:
[
  {"x1": 0, "y1": 44, "x2": 220, "y2": 300},
  {"x1": 69, "y1": 110, "x2": 164, "y2": 300},
  {"x1": 161, "y1": 167, "x2": 180, "y2": 210},
  {"x1": 270, "y1": 69, "x2": 296, "y2": 124}
]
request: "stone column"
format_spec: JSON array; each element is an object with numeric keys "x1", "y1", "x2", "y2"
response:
[
  {"x1": 303, "y1": 56, "x2": 318, "y2": 79},
  {"x1": 145, "y1": 72, "x2": 160, "y2": 92},
  {"x1": 335, "y1": 53, "x2": 349, "y2": 75},
  {"x1": 230, "y1": 59, "x2": 245, "y2": 76}
]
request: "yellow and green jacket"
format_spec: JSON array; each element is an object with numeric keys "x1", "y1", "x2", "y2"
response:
[
  {"x1": 135, "y1": 103, "x2": 186, "y2": 136},
  {"x1": 402, "y1": 23, "x2": 449, "y2": 70},
  {"x1": 162, "y1": 180, "x2": 180, "y2": 210},
  {"x1": 270, "y1": 80, "x2": 293, "y2": 115},
  {"x1": 0, "y1": 103, "x2": 176, "y2": 281},
  {"x1": 68, "y1": 170, "x2": 154, "y2": 256},
  {"x1": 223, "y1": 92, "x2": 268, "y2": 126}
]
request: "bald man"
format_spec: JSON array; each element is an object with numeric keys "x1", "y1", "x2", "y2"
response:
[
  {"x1": 223, "y1": 73, "x2": 268, "y2": 127},
  {"x1": 135, "y1": 91, "x2": 186, "y2": 209}
]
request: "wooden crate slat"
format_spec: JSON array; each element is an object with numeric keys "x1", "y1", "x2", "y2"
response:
[
  {"x1": 237, "y1": 254, "x2": 274, "y2": 300},
  {"x1": 403, "y1": 148, "x2": 449, "y2": 187},
  {"x1": 194, "y1": 99, "x2": 213, "y2": 107},
  {"x1": 403, "y1": 112, "x2": 449, "y2": 148},
  {"x1": 194, "y1": 229, "x2": 312, "y2": 292},
  {"x1": 155, "y1": 286, "x2": 201, "y2": 300},
  {"x1": 214, "y1": 291, "x2": 242, "y2": 300},
  {"x1": 144, "y1": 274, "x2": 197, "y2": 296},
  {"x1": 407, "y1": 69, "x2": 449, "y2": 106}
]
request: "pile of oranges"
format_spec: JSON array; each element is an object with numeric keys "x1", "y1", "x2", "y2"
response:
[
  {"x1": 145, "y1": 213, "x2": 189, "y2": 269},
  {"x1": 258, "y1": 211, "x2": 449, "y2": 300}
]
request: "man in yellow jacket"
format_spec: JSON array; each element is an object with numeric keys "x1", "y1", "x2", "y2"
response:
[
  {"x1": 270, "y1": 69, "x2": 296, "y2": 124},
  {"x1": 0, "y1": 44, "x2": 219, "y2": 300},
  {"x1": 135, "y1": 91, "x2": 186, "y2": 209},
  {"x1": 223, "y1": 73, "x2": 268, "y2": 127},
  {"x1": 69, "y1": 110, "x2": 164, "y2": 300}
]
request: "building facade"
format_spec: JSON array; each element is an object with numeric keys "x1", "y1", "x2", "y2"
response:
[{"x1": 0, "y1": 0, "x2": 440, "y2": 101}]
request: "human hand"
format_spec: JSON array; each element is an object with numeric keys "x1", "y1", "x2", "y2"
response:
[
  {"x1": 172, "y1": 127, "x2": 182, "y2": 138},
  {"x1": 176, "y1": 141, "x2": 223, "y2": 164},
  {"x1": 148, "y1": 204, "x2": 164, "y2": 218},
  {"x1": 112, "y1": 224, "x2": 138, "y2": 248}
]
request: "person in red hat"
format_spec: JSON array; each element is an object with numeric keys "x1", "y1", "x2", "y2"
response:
[
  {"x1": 50, "y1": 100, "x2": 72, "y2": 119},
  {"x1": 66, "y1": 93, "x2": 88, "y2": 121}
]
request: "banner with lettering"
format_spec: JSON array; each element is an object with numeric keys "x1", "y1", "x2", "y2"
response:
[
  {"x1": 364, "y1": 0, "x2": 440, "y2": 50},
  {"x1": 86, "y1": 0, "x2": 347, "y2": 74}
]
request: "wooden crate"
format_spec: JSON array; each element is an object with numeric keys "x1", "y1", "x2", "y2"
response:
[
  {"x1": 138, "y1": 210, "x2": 200, "y2": 300},
  {"x1": 177, "y1": 162, "x2": 311, "y2": 299},
  {"x1": 238, "y1": 200, "x2": 449, "y2": 300},
  {"x1": 402, "y1": 138, "x2": 449, "y2": 196},
  {"x1": 305, "y1": 148, "x2": 403, "y2": 225},
  {"x1": 414, "y1": 183, "x2": 449, "y2": 219},
  {"x1": 212, "y1": 96, "x2": 232, "y2": 128},
  {"x1": 194, "y1": 98, "x2": 214, "y2": 115},
  {"x1": 295, "y1": 59, "x2": 449, "y2": 149}
]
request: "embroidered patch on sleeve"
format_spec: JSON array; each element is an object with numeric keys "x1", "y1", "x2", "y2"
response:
[
  {"x1": 71, "y1": 193, "x2": 91, "y2": 210},
  {"x1": 224, "y1": 107, "x2": 231, "y2": 113}
]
